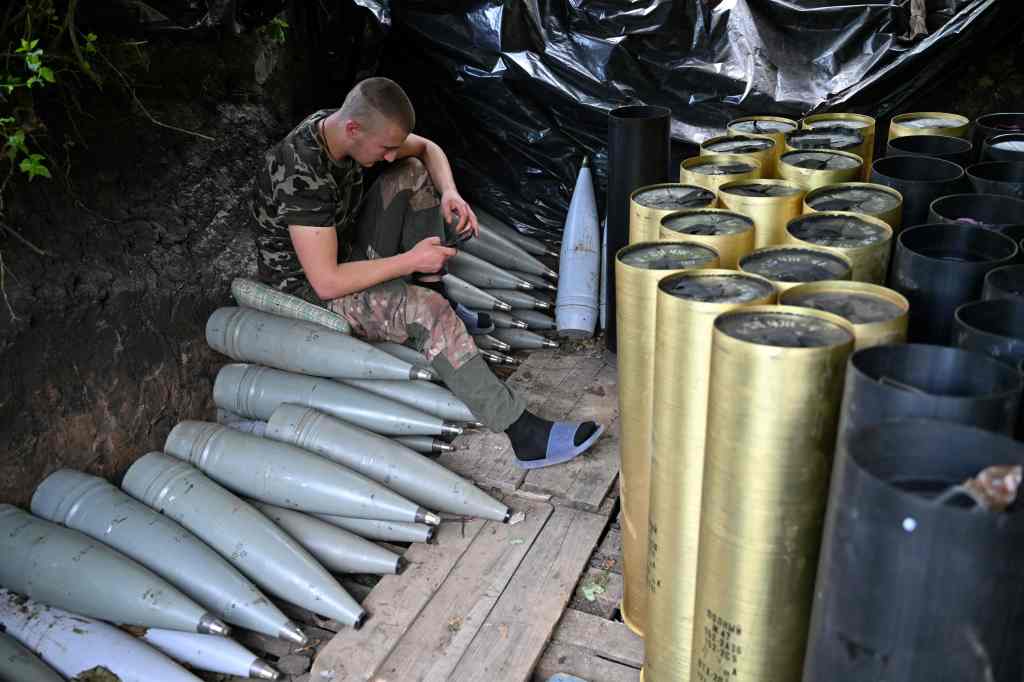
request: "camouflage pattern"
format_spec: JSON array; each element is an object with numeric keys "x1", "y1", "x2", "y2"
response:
[
  {"x1": 251, "y1": 109, "x2": 364, "y2": 301},
  {"x1": 231, "y1": 278, "x2": 352, "y2": 334}
]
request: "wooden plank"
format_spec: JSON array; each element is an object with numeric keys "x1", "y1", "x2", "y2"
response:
[
  {"x1": 447, "y1": 506, "x2": 607, "y2": 681},
  {"x1": 569, "y1": 567, "x2": 624, "y2": 620},
  {"x1": 372, "y1": 498, "x2": 553, "y2": 682},
  {"x1": 522, "y1": 363, "x2": 621, "y2": 511},
  {"x1": 311, "y1": 517, "x2": 488, "y2": 680},
  {"x1": 533, "y1": 642, "x2": 640, "y2": 682},
  {"x1": 552, "y1": 609, "x2": 644, "y2": 669},
  {"x1": 592, "y1": 525, "x2": 624, "y2": 574}
]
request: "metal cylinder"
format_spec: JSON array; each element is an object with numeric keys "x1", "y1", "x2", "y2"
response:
[
  {"x1": 483, "y1": 288, "x2": 551, "y2": 311},
  {"x1": 777, "y1": 150, "x2": 863, "y2": 191},
  {"x1": 443, "y1": 274, "x2": 512, "y2": 312},
  {"x1": 474, "y1": 333, "x2": 511, "y2": 352},
  {"x1": 836, "y1": 344, "x2": 1024, "y2": 446},
  {"x1": 739, "y1": 245, "x2": 852, "y2": 292},
  {"x1": 889, "y1": 224, "x2": 1018, "y2": 344},
  {"x1": 983, "y1": 264, "x2": 1024, "y2": 301},
  {"x1": 870, "y1": 156, "x2": 966, "y2": 230},
  {"x1": 0, "y1": 631, "x2": 64, "y2": 682},
  {"x1": 231, "y1": 277, "x2": 351, "y2": 334},
  {"x1": 691, "y1": 306, "x2": 855, "y2": 682},
  {"x1": 392, "y1": 435, "x2": 452, "y2": 455},
  {"x1": 628, "y1": 183, "x2": 716, "y2": 244},
  {"x1": 659, "y1": 208, "x2": 755, "y2": 269},
  {"x1": 780, "y1": 281, "x2": 908, "y2": 349},
  {"x1": 982, "y1": 133, "x2": 1024, "y2": 163},
  {"x1": 784, "y1": 127, "x2": 867, "y2": 169},
  {"x1": 885, "y1": 134, "x2": 974, "y2": 166},
  {"x1": 513, "y1": 269, "x2": 558, "y2": 291},
  {"x1": 953, "y1": 299, "x2": 1024, "y2": 368},
  {"x1": 928, "y1": 193, "x2": 1024, "y2": 228},
  {"x1": 718, "y1": 179, "x2": 805, "y2": 248},
  {"x1": 140, "y1": 629, "x2": 279, "y2": 680},
  {"x1": 315, "y1": 515, "x2": 434, "y2": 544},
  {"x1": 802, "y1": 182, "x2": 903, "y2": 233},
  {"x1": 801, "y1": 113, "x2": 876, "y2": 179},
  {"x1": 448, "y1": 250, "x2": 533, "y2": 291},
  {"x1": 557, "y1": 157, "x2": 600, "y2": 338},
  {"x1": 341, "y1": 379, "x2": 476, "y2": 423},
  {"x1": 726, "y1": 116, "x2": 798, "y2": 174},
  {"x1": 803, "y1": 420, "x2": 1024, "y2": 682},
  {"x1": 491, "y1": 328, "x2": 557, "y2": 350},
  {"x1": 784, "y1": 211, "x2": 893, "y2": 283},
  {"x1": 370, "y1": 342, "x2": 438, "y2": 381},
  {"x1": 474, "y1": 205, "x2": 553, "y2": 257},
  {"x1": 678, "y1": 154, "x2": 762, "y2": 197},
  {"x1": 967, "y1": 161, "x2": 1024, "y2": 198},
  {"x1": 460, "y1": 229, "x2": 552, "y2": 277},
  {"x1": 888, "y1": 112, "x2": 970, "y2": 141},
  {"x1": 700, "y1": 135, "x2": 776, "y2": 178},
  {"x1": 606, "y1": 105, "x2": 672, "y2": 353},
  {"x1": 489, "y1": 310, "x2": 530, "y2": 329},
  {"x1": 615, "y1": 241, "x2": 720, "y2": 637},
  {"x1": 972, "y1": 112, "x2": 1024, "y2": 161},
  {"x1": 644, "y1": 271, "x2": 776, "y2": 682},
  {"x1": 512, "y1": 308, "x2": 558, "y2": 331}
]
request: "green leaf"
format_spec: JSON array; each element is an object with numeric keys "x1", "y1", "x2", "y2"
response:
[
  {"x1": 19, "y1": 154, "x2": 51, "y2": 181},
  {"x1": 39, "y1": 67, "x2": 55, "y2": 83},
  {"x1": 86, "y1": 32, "x2": 98, "y2": 42},
  {"x1": 580, "y1": 581, "x2": 606, "y2": 602}
]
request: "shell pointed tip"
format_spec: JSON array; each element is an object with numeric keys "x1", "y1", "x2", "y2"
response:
[
  {"x1": 497, "y1": 301, "x2": 513, "y2": 312},
  {"x1": 542, "y1": 339, "x2": 560, "y2": 349},
  {"x1": 546, "y1": 249, "x2": 561, "y2": 258},
  {"x1": 412, "y1": 368, "x2": 435, "y2": 381},
  {"x1": 352, "y1": 610, "x2": 368, "y2": 630},
  {"x1": 581, "y1": 156, "x2": 590, "y2": 168},
  {"x1": 198, "y1": 614, "x2": 231, "y2": 636},
  {"x1": 250, "y1": 659, "x2": 281, "y2": 680},
  {"x1": 513, "y1": 321, "x2": 529, "y2": 329},
  {"x1": 280, "y1": 621, "x2": 308, "y2": 645},
  {"x1": 425, "y1": 511, "x2": 442, "y2": 526},
  {"x1": 503, "y1": 509, "x2": 512, "y2": 523},
  {"x1": 517, "y1": 282, "x2": 536, "y2": 291},
  {"x1": 396, "y1": 556, "x2": 409, "y2": 575},
  {"x1": 442, "y1": 422, "x2": 464, "y2": 438}
]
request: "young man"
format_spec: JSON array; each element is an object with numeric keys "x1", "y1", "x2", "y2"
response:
[{"x1": 251, "y1": 77, "x2": 603, "y2": 468}]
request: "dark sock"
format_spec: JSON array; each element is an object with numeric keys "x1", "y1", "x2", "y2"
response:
[
  {"x1": 415, "y1": 280, "x2": 493, "y2": 329},
  {"x1": 506, "y1": 410, "x2": 598, "y2": 461}
]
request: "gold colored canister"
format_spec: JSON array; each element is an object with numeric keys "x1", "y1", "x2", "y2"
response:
[
  {"x1": 777, "y1": 149, "x2": 863, "y2": 191},
  {"x1": 615, "y1": 241, "x2": 720, "y2": 639},
  {"x1": 888, "y1": 111, "x2": 970, "y2": 141},
  {"x1": 802, "y1": 181, "x2": 903, "y2": 233},
  {"x1": 738, "y1": 245, "x2": 853, "y2": 292},
  {"x1": 784, "y1": 211, "x2": 893, "y2": 283},
  {"x1": 727, "y1": 116, "x2": 799, "y2": 174},
  {"x1": 690, "y1": 305, "x2": 855, "y2": 682},
  {"x1": 700, "y1": 135, "x2": 776, "y2": 177},
  {"x1": 679, "y1": 154, "x2": 763, "y2": 198},
  {"x1": 784, "y1": 127, "x2": 868, "y2": 170},
  {"x1": 717, "y1": 179, "x2": 805, "y2": 248},
  {"x1": 628, "y1": 183, "x2": 716, "y2": 244},
  {"x1": 659, "y1": 208, "x2": 756, "y2": 269},
  {"x1": 644, "y1": 271, "x2": 777, "y2": 682},
  {"x1": 801, "y1": 113, "x2": 876, "y2": 179},
  {"x1": 780, "y1": 280, "x2": 909, "y2": 349}
]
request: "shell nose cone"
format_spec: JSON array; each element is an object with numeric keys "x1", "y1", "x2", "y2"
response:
[
  {"x1": 250, "y1": 659, "x2": 282, "y2": 680},
  {"x1": 511, "y1": 320, "x2": 529, "y2": 329},
  {"x1": 412, "y1": 368, "x2": 435, "y2": 381},
  {"x1": 280, "y1": 621, "x2": 308, "y2": 645},
  {"x1": 516, "y1": 281, "x2": 535, "y2": 291},
  {"x1": 198, "y1": 614, "x2": 231, "y2": 636},
  {"x1": 441, "y1": 422, "x2": 464, "y2": 438},
  {"x1": 496, "y1": 301, "x2": 513, "y2": 312}
]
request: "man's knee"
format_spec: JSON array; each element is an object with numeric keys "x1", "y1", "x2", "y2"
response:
[
  {"x1": 406, "y1": 285, "x2": 453, "y2": 322},
  {"x1": 379, "y1": 158, "x2": 437, "y2": 210}
]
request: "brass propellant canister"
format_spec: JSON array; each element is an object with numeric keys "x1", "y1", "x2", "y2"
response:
[
  {"x1": 717, "y1": 179, "x2": 805, "y2": 248},
  {"x1": 727, "y1": 116, "x2": 799, "y2": 174},
  {"x1": 784, "y1": 127, "x2": 867, "y2": 170},
  {"x1": 739, "y1": 245, "x2": 852, "y2": 292},
  {"x1": 615, "y1": 241, "x2": 720, "y2": 639},
  {"x1": 888, "y1": 111, "x2": 970, "y2": 141},
  {"x1": 777, "y1": 150, "x2": 863, "y2": 191},
  {"x1": 802, "y1": 182, "x2": 903, "y2": 233},
  {"x1": 690, "y1": 306, "x2": 855, "y2": 682},
  {"x1": 628, "y1": 183, "x2": 716, "y2": 244},
  {"x1": 784, "y1": 211, "x2": 893, "y2": 283},
  {"x1": 801, "y1": 113, "x2": 876, "y2": 179},
  {"x1": 644, "y1": 271, "x2": 777, "y2": 682},
  {"x1": 780, "y1": 281, "x2": 908, "y2": 349},
  {"x1": 700, "y1": 135, "x2": 776, "y2": 177},
  {"x1": 679, "y1": 155, "x2": 763, "y2": 198},
  {"x1": 659, "y1": 208, "x2": 756, "y2": 268}
]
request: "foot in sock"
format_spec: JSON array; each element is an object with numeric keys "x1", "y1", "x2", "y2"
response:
[
  {"x1": 506, "y1": 410, "x2": 599, "y2": 462},
  {"x1": 453, "y1": 303, "x2": 494, "y2": 334}
]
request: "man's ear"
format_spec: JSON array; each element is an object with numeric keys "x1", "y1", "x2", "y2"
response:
[{"x1": 344, "y1": 119, "x2": 362, "y2": 138}]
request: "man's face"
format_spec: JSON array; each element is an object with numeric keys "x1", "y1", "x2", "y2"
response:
[{"x1": 348, "y1": 119, "x2": 408, "y2": 167}]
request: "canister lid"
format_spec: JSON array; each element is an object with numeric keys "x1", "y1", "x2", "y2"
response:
[
  {"x1": 807, "y1": 186, "x2": 901, "y2": 214},
  {"x1": 723, "y1": 182, "x2": 802, "y2": 198},
  {"x1": 717, "y1": 310, "x2": 853, "y2": 347},
  {"x1": 685, "y1": 159, "x2": 759, "y2": 175},
  {"x1": 741, "y1": 248, "x2": 851, "y2": 282},
  {"x1": 633, "y1": 184, "x2": 716, "y2": 210},
  {"x1": 789, "y1": 213, "x2": 889, "y2": 247},
  {"x1": 786, "y1": 127, "x2": 863, "y2": 150},
  {"x1": 731, "y1": 118, "x2": 797, "y2": 134},
  {"x1": 619, "y1": 242, "x2": 718, "y2": 269},
  {"x1": 662, "y1": 210, "x2": 753, "y2": 236},
  {"x1": 704, "y1": 136, "x2": 774, "y2": 154},
  {"x1": 897, "y1": 115, "x2": 965, "y2": 130},
  {"x1": 785, "y1": 289, "x2": 904, "y2": 324},
  {"x1": 782, "y1": 150, "x2": 861, "y2": 170},
  {"x1": 804, "y1": 117, "x2": 872, "y2": 130},
  {"x1": 661, "y1": 272, "x2": 774, "y2": 303}
]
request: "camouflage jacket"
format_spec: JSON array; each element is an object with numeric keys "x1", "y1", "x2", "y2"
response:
[{"x1": 251, "y1": 109, "x2": 364, "y2": 301}]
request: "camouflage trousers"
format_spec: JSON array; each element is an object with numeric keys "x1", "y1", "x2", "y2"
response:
[{"x1": 329, "y1": 159, "x2": 526, "y2": 431}]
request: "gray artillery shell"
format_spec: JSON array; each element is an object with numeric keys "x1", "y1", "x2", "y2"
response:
[
  {"x1": 393, "y1": 436, "x2": 455, "y2": 454},
  {"x1": 475, "y1": 206, "x2": 555, "y2": 258},
  {"x1": 0, "y1": 631, "x2": 63, "y2": 682},
  {"x1": 510, "y1": 270, "x2": 559, "y2": 291},
  {"x1": 481, "y1": 349, "x2": 506, "y2": 364},
  {"x1": 370, "y1": 341, "x2": 440, "y2": 381},
  {"x1": 253, "y1": 503, "x2": 402, "y2": 575},
  {"x1": 483, "y1": 288, "x2": 553, "y2": 311},
  {"x1": 231, "y1": 277, "x2": 351, "y2": 335},
  {"x1": 122, "y1": 453, "x2": 366, "y2": 627},
  {"x1": 491, "y1": 328, "x2": 560, "y2": 350},
  {"x1": 0, "y1": 505, "x2": 225, "y2": 634},
  {"x1": 475, "y1": 334, "x2": 512, "y2": 352},
  {"x1": 165, "y1": 421, "x2": 431, "y2": 523},
  {"x1": 214, "y1": 363, "x2": 461, "y2": 438},
  {"x1": 488, "y1": 310, "x2": 531, "y2": 329},
  {"x1": 315, "y1": 515, "x2": 435, "y2": 543},
  {"x1": 442, "y1": 274, "x2": 513, "y2": 311},
  {"x1": 31, "y1": 469, "x2": 302, "y2": 644},
  {"x1": 341, "y1": 379, "x2": 476, "y2": 423},
  {"x1": 217, "y1": 408, "x2": 269, "y2": 437},
  {"x1": 513, "y1": 309, "x2": 558, "y2": 331},
  {"x1": 207, "y1": 307, "x2": 429, "y2": 381},
  {"x1": 140, "y1": 629, "x2": 280, "y2": 680},
  {"x1": 266, "y1": 404, "x2": 508, "y2": 521},
  {"x1": 461, "y1": 233, "x2": 555, "y2": 278},
  {"x1": 448, "y1": 251, "x2": 534, "y2": 291}
]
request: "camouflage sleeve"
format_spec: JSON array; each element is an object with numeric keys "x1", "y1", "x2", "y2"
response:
[{"x1": 265, "y1": 143, "x2": 337, "y2": 227}]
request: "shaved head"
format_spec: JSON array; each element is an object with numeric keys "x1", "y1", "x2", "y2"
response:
[{"x1": 339, "y1": 77, "x2": 416, "y2": 133}]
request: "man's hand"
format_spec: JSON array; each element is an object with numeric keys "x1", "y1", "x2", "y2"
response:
[
  {"x1": 405, "y1": 236, "x2": 457, "y2": 275},
  {"x1": 441, "y1": 189, "x2": 479, "y2": 238}
]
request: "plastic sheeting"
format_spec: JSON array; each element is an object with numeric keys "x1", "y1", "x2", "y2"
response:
[{"x1": 354, "y1": 0, "x2": 1020, "y2": 239}]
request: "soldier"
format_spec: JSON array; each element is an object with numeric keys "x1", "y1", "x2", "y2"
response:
[{"x1": 251, "y1": 77, "x2": 603, "y2": 468}]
